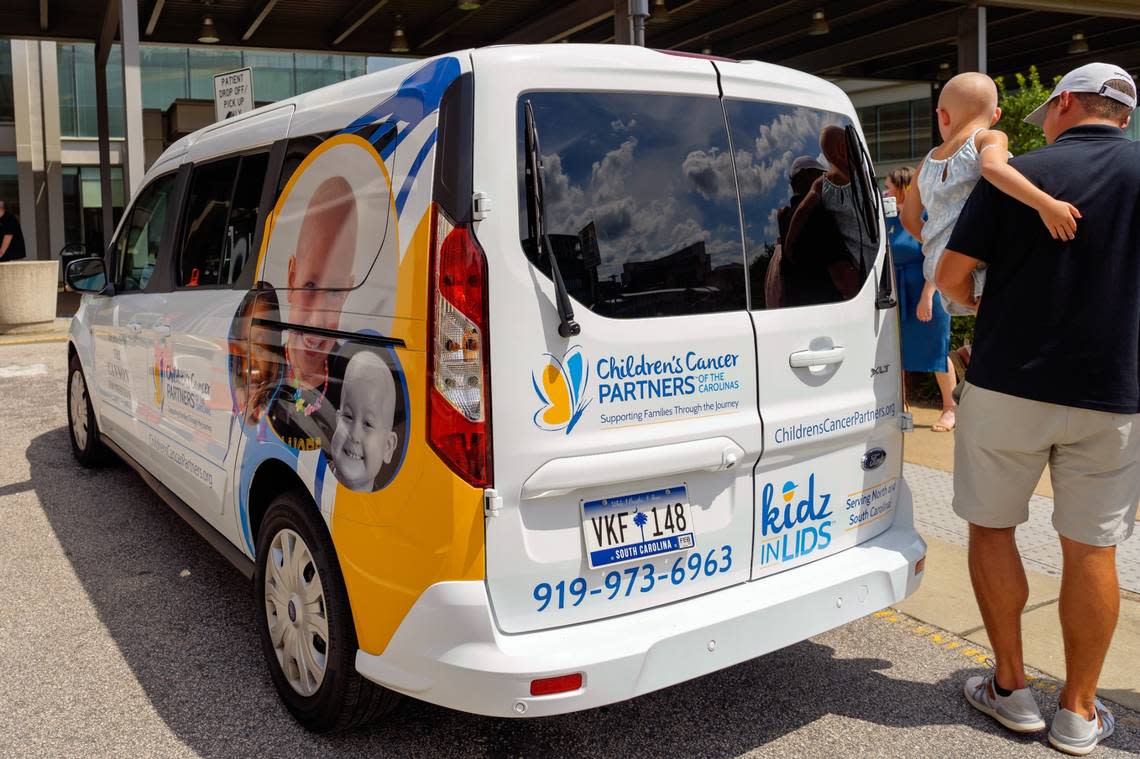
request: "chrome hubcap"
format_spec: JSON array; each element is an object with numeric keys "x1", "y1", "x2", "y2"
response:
[
  {"x1": 69, "y1": 370, "x2": 89, "y2": 450},
  {"x1": 264, "y1": 528, "x2": 329, "y2": 697}
]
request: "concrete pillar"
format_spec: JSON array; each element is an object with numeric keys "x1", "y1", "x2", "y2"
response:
[
  {"x1": 38, "y1": 42, "x2": 65, "y2": 258},
  {"x1": 10, "y1": 40, "x2": 45, "y2": 260},
  {"x1": 95, "y1": 58, "x2": 115, "y2": 252},
  {"x1": 119, "y1": 0, "x2": 146, "y2": 196},
  {"x1": 958, "y1": 4, "x2": 987, "y2": 74},
  {"x1": 614, "y1": 0, "x2": 632, "y2": 44}
]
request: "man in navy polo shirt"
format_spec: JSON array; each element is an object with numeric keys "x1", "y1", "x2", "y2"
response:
[{"x1": 937, "y1": 63, "x2": 1140, "y2": 754}]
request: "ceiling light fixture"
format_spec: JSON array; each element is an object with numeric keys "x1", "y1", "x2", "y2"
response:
[
  {"x1": 649, "y1": 0, "x2": 669, "y2": 24},
  {"x1": 198, "y1": 0, "x2": 219, "y2": 44},
  {"x1": 809, "y1": 8, "x2": 829, "y2": 36},
  {"x1": 457, "y1": 0, "x2": 481, "y2": 10},
  {"x1": 391, "y1": 15, "x2": 410, "y2": 53},
  {"x1": 1068, "y1": 32, "x2": 1089, "y2": 55},
  {"x1": 937, "y1": 61, "x2": 952, "y2": 81}
]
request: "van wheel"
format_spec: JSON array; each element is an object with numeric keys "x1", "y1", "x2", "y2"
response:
[
  {"x1": 254, "y1": 490, "x2": 400, "y2": 732},
  {"x1": 67, "y1": 353, "x2": 107, "y2": 467}
]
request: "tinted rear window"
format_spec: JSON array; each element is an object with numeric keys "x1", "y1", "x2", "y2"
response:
[
  {"x1": 722, "y1": 100, "x2": 874, "y2": 310},
  {"x1": 517, "y1": 92, "x2": 747, "y2": 319}
]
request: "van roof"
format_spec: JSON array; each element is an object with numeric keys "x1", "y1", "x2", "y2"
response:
[{"x1": 147, "y1": 44, "x2": 850, "y2": 179}]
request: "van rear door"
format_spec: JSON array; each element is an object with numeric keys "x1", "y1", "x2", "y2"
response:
[
  {"x1": 474, "y1": 49, "x2": 762, "y2": 633},
  {"x1": 716, "y1": 64, "x2": 904, "y2": 580}
]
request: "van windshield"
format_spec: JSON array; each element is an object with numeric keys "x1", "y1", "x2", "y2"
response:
[{"x1": 516, "y1": 92, "x2": 876, "y2": 317}]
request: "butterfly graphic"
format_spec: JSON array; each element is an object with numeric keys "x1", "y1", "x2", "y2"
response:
[{"x1": 532, "y1": 345, "x2": 590, "y2": 434}]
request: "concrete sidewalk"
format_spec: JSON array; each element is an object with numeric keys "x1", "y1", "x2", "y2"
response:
[{"x1": 901, "y1": 407, "x2": 1140, "y2": 713}]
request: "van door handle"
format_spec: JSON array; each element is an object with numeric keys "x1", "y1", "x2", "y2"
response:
[
  {"x1": 521, "y1": 437, "x2": 747, "y2": 499},
  {"x1": 127, "y1": 321, "x2": 142, "y2": 333},
  {"x1": 789, "y1": 346, "x2": 846, "y2": 368}
]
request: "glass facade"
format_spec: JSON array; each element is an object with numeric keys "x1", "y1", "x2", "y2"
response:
[
  {"x1": 0, "y1": 41, "x2": 13, "y2": 123},
  {"x1": 57, "y1": 44, "x2": 388, "y2": 137},
  {"x1": 58, "y1": 44, "x2": 126, "y2": 138},
  {"x1": 61, "y1": 166, "x2": 125, "y2": 254},
  {"x1": 0, "y1": 155, "x2": 19, "y2": 219},
  {"x1": 857, "y1": 98, "x2": 933, "y2": 165}
]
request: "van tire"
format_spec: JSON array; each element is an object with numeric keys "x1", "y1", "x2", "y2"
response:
[
  {"x1": 254, "y1": 489, "x2": 400, "y2": 732},
  {"x1": 67, "y1": 353, "x2": 108, "y2": 467}
]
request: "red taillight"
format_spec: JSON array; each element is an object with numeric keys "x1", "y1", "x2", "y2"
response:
[
  {"x1": 427, "y1": 204, "x2": 492, "y2": 487},
  {"x1": 530, "y1": 673, "x2": 583, "y2": 697}
]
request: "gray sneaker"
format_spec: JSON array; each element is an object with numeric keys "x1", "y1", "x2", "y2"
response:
[
  {"x1": 1049, "y1": 699, "x2": 1115, "y2": 756},
  {"x1": 964, "y1": 674, "x2": 1047, "y2": 733}
]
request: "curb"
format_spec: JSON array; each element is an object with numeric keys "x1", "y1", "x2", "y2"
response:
[
  {"x1": 871, "y1": 607, "x2": 1140, "y2": 730},
  {"x1": 0, "y1": 334, "x2": 69, "y2": 346}
]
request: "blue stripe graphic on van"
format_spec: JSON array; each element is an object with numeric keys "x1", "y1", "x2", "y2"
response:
[
  {"x1": 339, "y1": 56, "x2": 460, "y2": 162},
  {"x1": 395, "y1": 128, "x2": 437, "y2": 215}
]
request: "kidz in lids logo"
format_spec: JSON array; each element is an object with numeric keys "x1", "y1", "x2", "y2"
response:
[
  {"x1": 758, "y1": 474, "x2": 834, "y2": 566},
  {"x1": 532, "y1": 345, "x2": 591, "y2": 434}
]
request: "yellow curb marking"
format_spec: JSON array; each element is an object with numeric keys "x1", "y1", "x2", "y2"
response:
[{"x1": 870, "y1": 607, "x2": 1066, "y2": 697}]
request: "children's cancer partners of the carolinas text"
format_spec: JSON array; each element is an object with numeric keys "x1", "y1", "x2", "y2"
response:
[
  {"x1": 596, "y1": 351, "x2": 741, "y2": 404},
  {"x1": 773, "y1": 402, "x2": 897, "y2": 444}
]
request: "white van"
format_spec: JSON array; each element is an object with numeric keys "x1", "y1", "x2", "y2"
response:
[{"x1": 64, "y1": 44, "x2": 925, "y2": 730}]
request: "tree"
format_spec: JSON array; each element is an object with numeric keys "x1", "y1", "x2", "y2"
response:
[
  {"x1": 995, "y1": 66, "x2": 1059, "y2": 156},
  {"x1": 633, "y1": 510, "x2": 648, "y2": 541}
]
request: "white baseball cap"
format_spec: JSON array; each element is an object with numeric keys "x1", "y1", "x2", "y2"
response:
[
  {"x1": 1024, "y1": 62, "x2": 1137, "y2": 126},
  {"x1": 789, "y1": 155, "x2": 826, "y2": 179}
]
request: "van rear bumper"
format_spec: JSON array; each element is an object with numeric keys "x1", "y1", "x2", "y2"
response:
[{"x1": 355, "y1": 487, "x2": 926, "y2": 718}]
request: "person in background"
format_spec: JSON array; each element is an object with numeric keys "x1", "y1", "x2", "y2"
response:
[
  {"x1": 0, "y1": 201, "x2": 26, "y2": 262},
  {"x1": 884, "y1": 167, "x2": 956, "y2": 432}
]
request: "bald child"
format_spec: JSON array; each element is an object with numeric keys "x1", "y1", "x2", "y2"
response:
[
  {"x1": 902, "y1": 72, "x2": 1080, "y2": 318},
  {"x1": 329, "y1": 351, "x2": 398, "y2": 492},
  {"x1": 285, "y1": 175, "x2": 359, "y2": 392}
]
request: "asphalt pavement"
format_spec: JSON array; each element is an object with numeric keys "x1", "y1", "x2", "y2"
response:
[{"x1": 1, "y1": 341, "x2": 1138, "y2": 758}]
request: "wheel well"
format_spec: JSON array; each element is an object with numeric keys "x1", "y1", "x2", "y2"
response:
[
  {"x1": 247, "y1": 459, "x2": 313, "y2": 549},
  {"x1": 67, "y1": 342, "x2": 77, "y2": 361}
]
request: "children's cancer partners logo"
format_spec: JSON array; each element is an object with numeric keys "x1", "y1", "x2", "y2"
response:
[
  {"x1": 152, "y1": 355, "x2": 165, "y2": 408},
  {"x1": 532, "y1": 345, "x2": 590, "y2": 434}
]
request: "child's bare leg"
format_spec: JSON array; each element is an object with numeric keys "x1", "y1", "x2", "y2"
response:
[{"x1": 933, "y1": 356, "x2": 957, "y2": 432}]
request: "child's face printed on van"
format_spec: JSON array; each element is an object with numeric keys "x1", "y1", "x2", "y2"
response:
[
  {"x1": 331, "y1": 351, "x2": 397, "y2": 491},
  {"x1": 285, "y1": 176, "x2": 358, "y2": 385}
]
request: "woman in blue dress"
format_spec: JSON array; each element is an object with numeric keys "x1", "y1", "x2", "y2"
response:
[{"x1": 885, "y1": 167, "x2": 956, "y2": 432}]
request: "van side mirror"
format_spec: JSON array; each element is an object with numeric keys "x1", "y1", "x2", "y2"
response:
[{"x1": 65, "y1": 257, "x2": 114, "y2": 296}]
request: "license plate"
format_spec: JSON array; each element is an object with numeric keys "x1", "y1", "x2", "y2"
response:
[{"x1": 580, "y1": 486, "x2": 696, "y2": 569}]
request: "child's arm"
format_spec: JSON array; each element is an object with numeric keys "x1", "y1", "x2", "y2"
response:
[
  {"x1": 976, "y1": 130, "x2": 1082, "y2": 241},
  {"x1": 899, "y1": 160, "x2": 926, "y2": 242},
  {"x1": 916, "y1": 281, "x2": 936, "y2": 322}
]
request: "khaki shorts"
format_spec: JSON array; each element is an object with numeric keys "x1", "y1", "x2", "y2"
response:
[{"x1": 953, "y1": 382, "x2": 1140, "y2": 546}]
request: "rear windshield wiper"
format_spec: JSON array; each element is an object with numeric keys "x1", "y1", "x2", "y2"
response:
[{"x1": 524, "y1": 99, "x2": 581, "y2": 338}]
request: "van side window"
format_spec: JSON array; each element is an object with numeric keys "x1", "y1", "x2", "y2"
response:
[
  {"x1": 517, "y1": 92, "x2": 747, "y2": 319},
  {"x1": 226, "y1": 152, "x2": 270, "y2": 285},
  {"x1": 113, "y1": 172, "x2": 176, "y2": 292},
  {"x1": 722, "y1": 100, "x2": 875, "y2": 310},
  {"x1": 177, "y1": 152, "x2": 269, "y2": 287}
]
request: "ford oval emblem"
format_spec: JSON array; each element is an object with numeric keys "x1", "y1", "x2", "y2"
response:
[{"x1": 862, "y1": 447, "x2": 887, "y2": 471}]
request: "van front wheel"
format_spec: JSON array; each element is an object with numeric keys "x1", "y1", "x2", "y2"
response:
[
  {"x1": 254, "y1": 490, "x2": 400, "y2": 732},
  {"x1": 67, "y1": 353, "x2": 107, "y2": 467}
]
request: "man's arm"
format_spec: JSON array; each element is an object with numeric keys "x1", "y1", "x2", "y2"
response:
[
  {"x1": 0, "y1": 234, "x2": 12, "y2": 260},
  {"x1": 934, "y1": 249, "x2": 980, "y2": 309}
]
